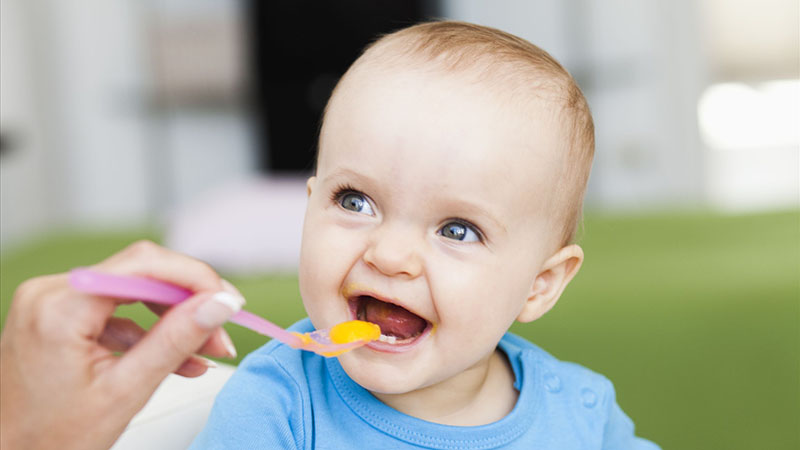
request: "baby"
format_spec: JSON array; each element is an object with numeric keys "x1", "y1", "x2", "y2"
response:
[{"x1": 192, "y1": 21, "x2": 659, "y2": 449}]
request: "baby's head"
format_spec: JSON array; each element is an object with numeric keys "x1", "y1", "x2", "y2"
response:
[{"x1": 298, "y1": 21, "x2": 594, "y2": 395}]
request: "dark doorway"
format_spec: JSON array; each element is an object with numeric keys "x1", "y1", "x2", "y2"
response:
[{"x1": 247, "y1": 0, "x2": 439, "y2": 174}]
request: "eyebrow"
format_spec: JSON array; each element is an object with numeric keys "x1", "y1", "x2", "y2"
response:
[
  {"x1": 322, "y1": 167, "x2": 508, "y2": 237},
  {"x1": 442, "y1": 198, "x2": 508, "y2": 238},
  {"x1": 322, "y1": 167, "x2": 377, "y2": 187}
]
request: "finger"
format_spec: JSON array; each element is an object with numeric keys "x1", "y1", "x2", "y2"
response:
[
  {"x1": 145, "y1": 302, "x2": 236, "y2": 358},
  {"x1": 98, "y1": 318, "x2": 218, "y2": 376},
  {"x1": 143, "y1": 302, "x2": 169, "y2": 316},
  {"x1": 142, "y1": 279, "x2": 242, "y2": 318},
  {"x1": 108, "y1": 290, "x2": 244, "y2": 394},
  {"x1": 8, "y1": 274, "x2": 91, "y2": 330},
  {"x1": 184, "y1": 327, "x2": 238, "y2": 360},
  {"x1": 93, "y1": 240, "x2": 237, "y2": 359},
  {"x1": 174, "y1": 356, "x2": 217, "y2": 378},
  {"x1": 13, "y1": 274, "x2": 120, "y2": 346},
  {"x1": 98, "y1": 318, "x2": 146, "y2": 353},
  {"x1": 143, "y1": 276, "x2": 244, "y2": 359},
  {"x1": 93, "y1": 240, "x2": 224, "y2": 294},
  {"x1": 206, "y1": 327, "x2": 238, "y2": 359},
  {"x1": 144, "y1": 303, "x2": 237, "y2": 359}
]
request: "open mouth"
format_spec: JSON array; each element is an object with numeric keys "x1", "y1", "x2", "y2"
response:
[{"x1": 348, "y1": 294, "x2": 432, "y2": 349}]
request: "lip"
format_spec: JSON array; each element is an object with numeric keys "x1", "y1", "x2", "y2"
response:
[{"x1": 346, "y1": 290, "x2": 433, "y2": 353}]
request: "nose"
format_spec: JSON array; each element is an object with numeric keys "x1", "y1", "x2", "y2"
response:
[{"x1": 362, "y1": 223, "x2": 423, "y2": 278}]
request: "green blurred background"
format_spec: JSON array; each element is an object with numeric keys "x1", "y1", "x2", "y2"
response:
[
  {"x1": 3, "y1": 1, "x2": 798, "y2": 448},
  {"x1": 1, "y1": 210, "x2": 797, "y2": 449}
]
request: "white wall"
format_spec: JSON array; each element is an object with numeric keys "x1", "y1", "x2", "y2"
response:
[
  {"x1": 0, "y1": 0, "x2": 255, "y2": 248},
  {"x1": 52, "y1": 0, "x2": 152, "y2": 226},
  {"x1": 1, "y1": 0, "x2": 152, "y2": 249},
  {"x1": 1, "y1": 0, "x2": 59, "y2": 246},
  {"x1": 442, "y1": 0, "x2": 709, "y2": 211},
  {"x1": 2, "y1": 0, "x2": 793, "y2": 249}
]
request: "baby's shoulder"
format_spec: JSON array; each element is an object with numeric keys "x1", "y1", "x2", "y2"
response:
[
  {"x1": 501, "y1": 335, "x2": 660, "y2": 449},
  {"x1": 503, "y1": 333, "x2": 616, "y2": 406},
  {"x1": 237, "y1": 338, "x2": 306, "y2": 380}
]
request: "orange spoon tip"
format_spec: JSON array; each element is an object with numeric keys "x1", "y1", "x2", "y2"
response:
[
  {"x1": 289, "y1": 320, "x2": 381, "y2": 357},
  {"x1": 329, "y1": 320, "x2": 381, "y2": 344}
]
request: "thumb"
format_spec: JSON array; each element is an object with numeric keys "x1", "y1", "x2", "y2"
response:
[{"x1": 109, "y1": 290, "x2": 245, "y2": 395}]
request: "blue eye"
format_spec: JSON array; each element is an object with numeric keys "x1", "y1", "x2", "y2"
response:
[
  {"x1": 439, "y1": 221, "x2": 480, "y2": 242},
  {"x1": 339, "y1": 192, "x2": 374, "y2": 215}
]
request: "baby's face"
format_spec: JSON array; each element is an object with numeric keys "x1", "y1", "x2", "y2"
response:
[{"x1": 299, "y1": 67, "x2": 566, "y2": 394}]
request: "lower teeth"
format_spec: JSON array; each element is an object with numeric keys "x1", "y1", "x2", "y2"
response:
[{"x1": 378, "y1": 334, "x2": 397, "y2": 344}]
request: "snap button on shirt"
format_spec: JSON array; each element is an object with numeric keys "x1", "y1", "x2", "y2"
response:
[
  {"x1": 581, "y1": 388, "x2": 598, "y2": 408},
  {"x1": 544, "y1": 373, "x2": 562, "y2": 393}
]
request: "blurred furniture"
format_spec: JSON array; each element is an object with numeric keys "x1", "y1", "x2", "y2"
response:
[
  {"x1": 164, "y1": 176, "x2": 307, "y2": 275},
  {"x1": 111, "y1": 364, "x2": 235, "y2": 450}
]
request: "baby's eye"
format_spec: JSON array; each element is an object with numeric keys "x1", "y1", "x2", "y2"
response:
[
  {"x1": 439, "y1": 221, "x2": 481, "y2": 243},
  {"x1": 338, "y1": 192, "x2": 374, "y2": 215}
]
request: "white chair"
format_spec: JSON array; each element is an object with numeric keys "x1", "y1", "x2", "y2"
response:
[{"x1": 111, "y1": 364, "x2": 236, "y2": 449}]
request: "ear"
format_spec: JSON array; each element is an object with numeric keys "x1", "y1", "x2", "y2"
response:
[
  {"x1": 517, "y1": 244, "x2": 584, "y2": 323},
  {"x1": 306, "y1": 176, "x2": 317, "y2": 197}
]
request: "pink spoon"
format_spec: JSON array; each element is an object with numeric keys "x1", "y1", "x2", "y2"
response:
[{"x1": 68, "y1": 268, "x2": 377, "y2": 357}]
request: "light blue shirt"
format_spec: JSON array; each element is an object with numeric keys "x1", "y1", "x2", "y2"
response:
[{"x1": 192, "y1": 318, "x2": 659, "y2": 449}]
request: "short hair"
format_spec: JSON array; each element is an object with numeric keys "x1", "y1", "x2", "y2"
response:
[{"x1": 320, "y1": 20, "x2": 594, "y2": 246}]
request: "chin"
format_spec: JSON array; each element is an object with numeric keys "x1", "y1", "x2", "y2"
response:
[{"x1": 338, "y1": 354, "x2": 422, "y2": 395}]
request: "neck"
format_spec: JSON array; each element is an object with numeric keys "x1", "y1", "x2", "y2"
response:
[{"x1": 371, "y1": 348, "x2": 518, "y2": 426}]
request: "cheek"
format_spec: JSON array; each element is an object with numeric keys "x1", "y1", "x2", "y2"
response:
[
  {"x1": 299, "y1": 209, "x2": 367, "y2": 307},
  {"x1": 301, "y1": 213, "x2": 366, "y2": 269},
  {"x1": 430, "y1": 256, "x2": 531, "y2": 332}
]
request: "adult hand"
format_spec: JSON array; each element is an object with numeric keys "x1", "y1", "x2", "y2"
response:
[{"x1": 0, "y1": 240, "x2": 245, "y2": 450}]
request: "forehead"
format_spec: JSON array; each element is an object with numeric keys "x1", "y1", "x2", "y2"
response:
[{"x1": 319, "y1": 67, "x2": 564, "y2": 222}]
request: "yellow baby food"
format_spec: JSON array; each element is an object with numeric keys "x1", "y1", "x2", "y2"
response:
[{"x1": 329, "y1": 320, "x2": 381, "y2": 344}]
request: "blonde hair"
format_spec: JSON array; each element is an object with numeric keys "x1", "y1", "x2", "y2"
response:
[{"x1": 322, "y1": 21, "x2": 594, "y2": 246}]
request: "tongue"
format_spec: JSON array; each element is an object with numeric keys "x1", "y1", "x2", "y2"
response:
[{"x1": 363, "y1": 297, "x2": 427, "y2": 340}]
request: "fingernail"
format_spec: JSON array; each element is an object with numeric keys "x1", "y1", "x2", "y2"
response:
[
  {"x1": 221, "y1": 279, "x2": 243, "y2": 297},
  {"x1": 196, "y1": 356, "x2": 218, "y2": 368},
  {"x1": 195, "y1": 291, "x2": 245, "y2": 329},
  {"x1": 220, "y1": 330, "x2": 237, "y2": 358}
]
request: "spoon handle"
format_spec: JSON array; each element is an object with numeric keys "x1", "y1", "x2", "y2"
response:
[
  {"x1": 228, "y1": 310, "x2": 301, "y2": 345},
  {"x1": 68, "y1": 268, "x2": 302, "y2": 346}
]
